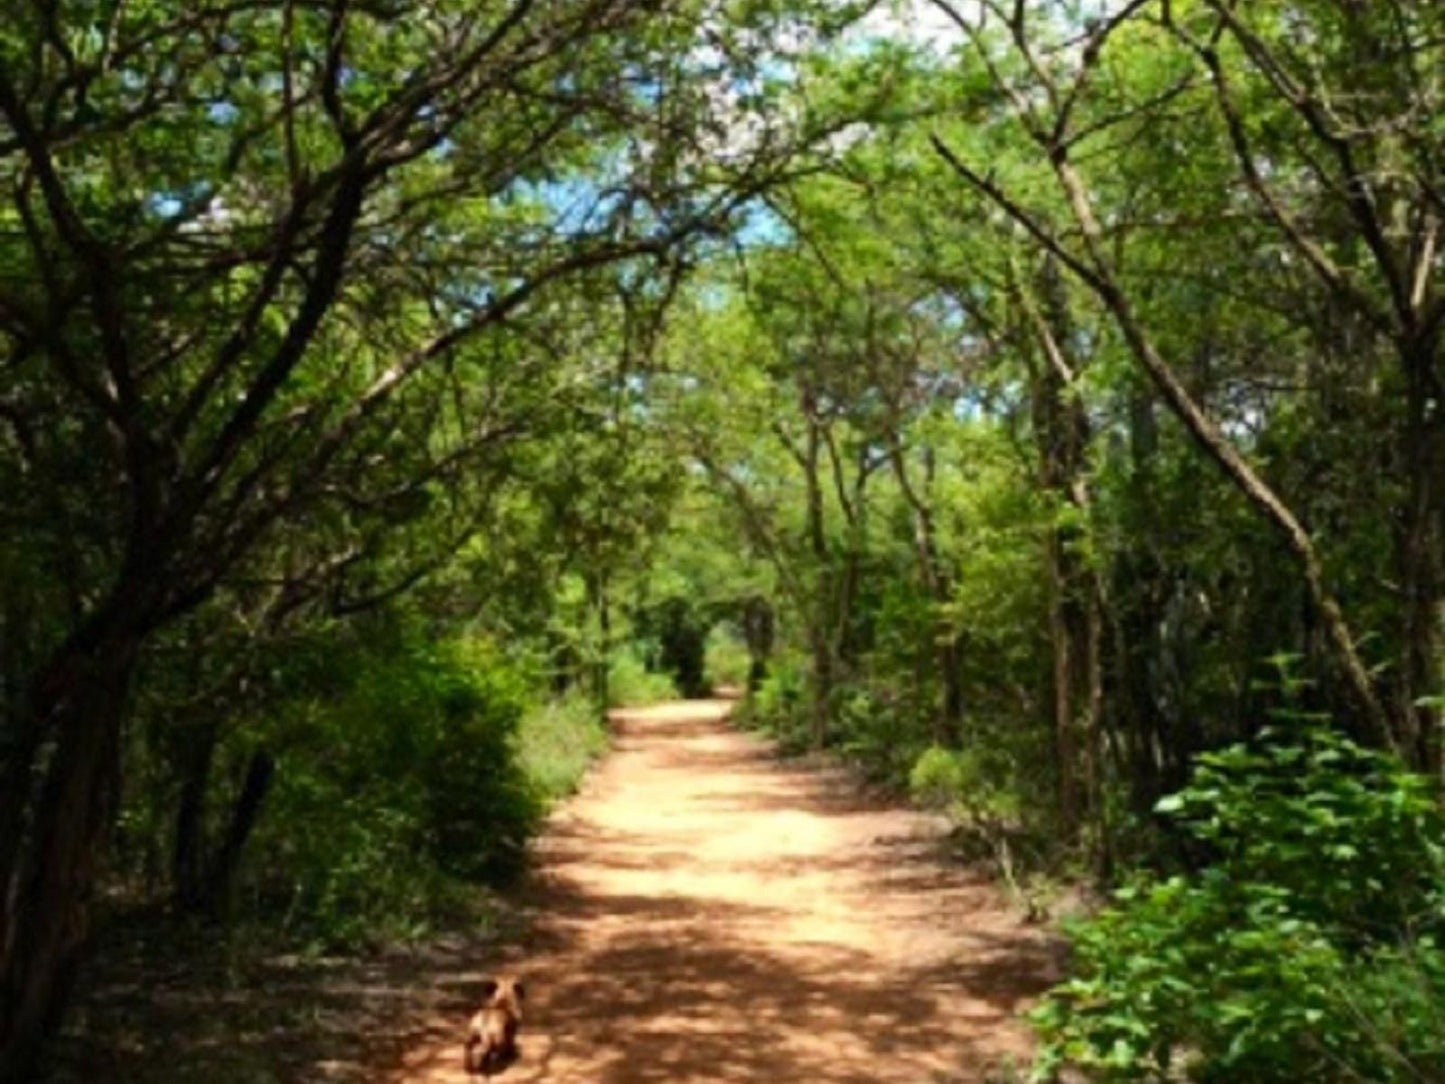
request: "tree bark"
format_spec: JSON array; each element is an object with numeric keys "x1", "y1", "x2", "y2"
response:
[
  {"x1": 1397, "y1": 335, "x2": 1444, "y2": 774},
  {"x1": 172, "y1": 720, "x2": 275, "y2": 918},
  {"x1": 1112, "y1": 387, "x2": 1170, "y2": 809},
  {"x1": 1045, "y1": 542, "x2": 1079, "y2": 827},
  {"x1": 196, "y1": 750, "x2": 275, "y2": 916},
  {"x1": 742, "y1": 596, "x2": 774, "y2": 694},
  {"x1": 587, "y1": 572, "x2": 611, "y2": 713},
  {"x1": 1016, "y1": 263, "x2": 1106, "y2": 853},
  {"x1": 172, "y1": 721, "x2": 220, "y2": 912},
  {"x1": 803, "y1": 418, "x2": 831, "y2": 748},
  {"x1": 0, "y1": 630, "x2": 139, "y2": 1080},
  {"x1": 886, "y1": 437, "x2": 961, "y2": 745}
]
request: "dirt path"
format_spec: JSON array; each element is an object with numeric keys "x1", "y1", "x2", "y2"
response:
[{"x1": 392, "y1": 700, "x2": 1061, "y2": 1083}]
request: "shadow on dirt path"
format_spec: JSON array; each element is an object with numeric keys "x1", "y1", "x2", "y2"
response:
[
  {"x1": 393, "y1": 700, "x2": 1063, "y2": 1084},
  {"x1": 41, "y1": 701, "x2": 1060, "y2": 1082}
]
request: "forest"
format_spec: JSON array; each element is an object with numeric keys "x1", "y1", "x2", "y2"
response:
[{"x1": 1, "y1": 0, "x2": 1442, "y2": 1080}]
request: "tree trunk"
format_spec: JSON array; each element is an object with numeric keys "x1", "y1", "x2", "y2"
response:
[
  {"x1": 1045, "y1": 539, "x2": 1079, "y2": 827},
  {"x1": 810, "y1": 625, "x2": 832, "y2": 749},
  {"x1": 173, "y1": 726, "x2": 275, "y2": 918},
  {"x1": 1018, "y1": 261, "x2": 1103, "y2": 844},
  {"x1": 742, "y1": 595, "x2": 774, "y2": 694},
  {"x1": 1397, "y1": 338, "x2": 1444, "y2": 775},
  {"x1": 195, "y1": 750, "x2": 275, "y2": 916},
  {"x1": 1042, "y1": 496, "x2": 1103, "y2": 838},
  {"x1": 1081, "y1": 575, "x2": 1107, "y2": 879},
  {"x1": 0, "y1": 632, "x2": 138, "y2": 1080},
  {"x1": 1114, "y1": 388, "x2": 1169, "y2": 811},
  {"x1": 587, "y1": 572, "x2": 611, "y2": 713},
  {"x1": 172, "y1": 721, "x2": 220, "y2": 912},
  {"x1": 939, "y1": 635, "x2": 964, "y2": 742},
  {"x1": 886, "y1": 438, "x2": 959, "y2": 745},
  {"x1": 0, "y1": 729, "x2": 42, "y2": 953},
  {"x1": 803, "y1": 417, "x2": 832, "y2": 749}
]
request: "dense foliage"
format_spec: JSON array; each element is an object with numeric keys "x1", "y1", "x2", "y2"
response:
[
  {"x1": 1, "y1": 0, "x2": 1441, "y2": 1078},
  {"x1": 1033, "y1": 724, "x2": 1445, "y2": 1082},
  {"x1": 250, "y1": 635, "x2": 539, "y2": 938}
]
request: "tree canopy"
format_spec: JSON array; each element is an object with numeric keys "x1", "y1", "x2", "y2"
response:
[{"x1": 2, "y1": 1, "x2": 1442, "y2": 1079}]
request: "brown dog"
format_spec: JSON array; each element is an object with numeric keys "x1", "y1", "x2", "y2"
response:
[{"x1": 464, "y1": 976, "x2": 524, "y2": 1077}]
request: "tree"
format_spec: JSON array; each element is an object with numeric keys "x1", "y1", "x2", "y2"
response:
[
  {"x1": 0, "y1": 0, "x2": 868, "y2": 1068},
  {"x1": 926, "y1": 0, "x2": 1443, "y2": 767}
]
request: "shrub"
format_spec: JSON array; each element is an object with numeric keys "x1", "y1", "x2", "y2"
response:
[
  {"x1": 515, "y1": 691, "x2": 608, "y2": 800},
  {"x1": 607, "y1": 643, "x2": 679, "y2": 706},
  {"x1": 835, "y1": 686, "x2": 926, "y2": 785},
  {"x1": 909, "y1": 744, "x2": 1021, "y2": 825},
  {"x1": 1031, "y1": 724, "x2": 1445, "y2": 1082},
  {"x1": 412, "y1": 639, "x2": 542, "y2": 884},
  {"x1": 244, "y1": 635, "x2": 543, "y2": 947},
  {"x1": 702, "y1": 623, "x2": 751, "y2": 691},
  {"x1": 740, "y1": 653, "x2": 808, "y2": 744}
]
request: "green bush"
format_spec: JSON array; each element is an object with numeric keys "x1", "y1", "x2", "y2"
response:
[
  {"x1": 835, "y1": 686, "x2": 926, "y2": 785},
  {"x1": 515, "y1": 691, "x2": 608, "y2": 800},
  {"x1": 607, "y1": 643, "x2": 679, "y2": 706},
  {"x1": 909, "y1": 744, "x2": 1020, "y2": 824},
  {"x1": 416, "y1": 639, "x2": 542, "y2": 883},
  {"x1": 244, "y1": 635, "x2": 543, "y2": 947},
  {"x1": 1032, "y1": 724, "x2": 1445, "y2": 1082},
  {"x1": 740, "y1": 653, "x2": 807, "y2": 744},
  {"x1": 702, "y1": 624, "x2": 751, "y2": 691}
]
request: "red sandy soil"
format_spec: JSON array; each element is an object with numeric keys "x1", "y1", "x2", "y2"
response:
[
  {"x1": 392, "y1": 700, "x2": 1063, "y2": 1084},
  {"x1": 42, "y1": 699, "x2": 1061, "y2": 1083}
]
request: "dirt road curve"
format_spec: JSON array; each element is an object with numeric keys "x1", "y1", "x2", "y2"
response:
[{"x1": 392, "y1": 700, "x2": 1061, "y2": 1084}]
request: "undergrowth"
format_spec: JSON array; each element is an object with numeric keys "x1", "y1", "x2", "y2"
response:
[
  {"x1": 607, "y1": 643, "x2": 680, "y2": 706},
  {"x1": 1031, "y1": 724, "x2": 1445, "y2": 1082},
  {"x1": 516, "y1": 691, "x2": 609, "y2": 801},
  {"x1": 234, "y1": 636, "x2": 609, "y2": 951}
]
